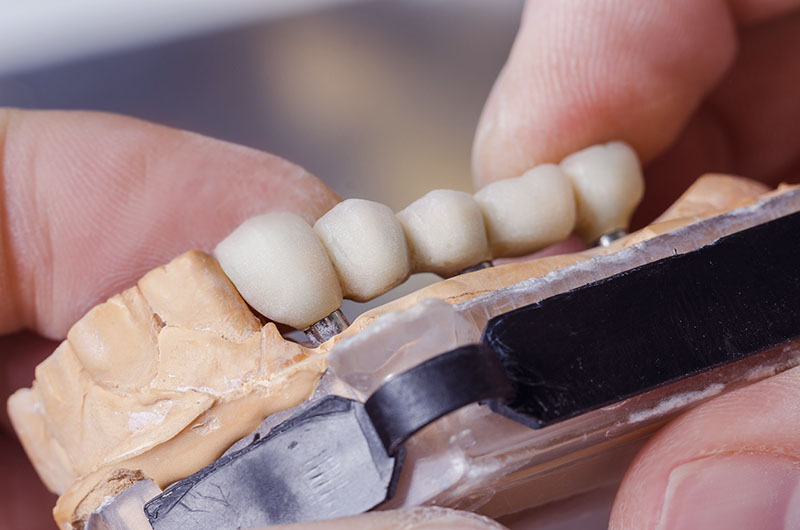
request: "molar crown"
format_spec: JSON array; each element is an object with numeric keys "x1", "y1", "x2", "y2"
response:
[
  {"x1": 314, "y1": 198, "x2": 411, "y2": 302},
  {"x1": 397, "y1": 189, "x2": 490, "y2": 277},
  {"x1": 475, "y1": 164, "x2": 576, "y2": 258},
  {"x1": 213, "y1": 212, "x2": 343, "y2": 330},
  {"x1": 559, "y1": 140, "x2": 644, "y2": 244}
]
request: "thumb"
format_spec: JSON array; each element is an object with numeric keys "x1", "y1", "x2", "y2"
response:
[
  {"x1": 610, "y1": 366, "x2": 800, "y2": 529},
  {"x1": 471, "y1": 0, "x2": 737, "y2": 187},
  {"x1": 0, "y1": 109, "x2": 339, "y2": 339}
]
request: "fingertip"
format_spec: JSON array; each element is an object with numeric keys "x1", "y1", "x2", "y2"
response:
[
  {"x1": 609, "y1": 366, "x2": 800, "y2": 529},
  {"x1": 472, "y1": 0, "x2": 737, "y2": 189},
  {"x1": 0, "y1": 109, "x2": 340, "y2": 338}
]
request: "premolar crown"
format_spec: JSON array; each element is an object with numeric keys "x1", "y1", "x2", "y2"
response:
[
  {"x1": 475, "y1": 163, "x2": 576, "y2": 258},
  {"x1": 213, "y1": 212, "x2": 343, "y2": 330},
  {"x1": 397, "y1": 189, "x2": 490, "y2": 277},
  {"x1": 560, "y1": 141, "x2": 644, "y2": 244},
  {"x1": 314, "y1": 199, "x2": 411, "y2": 302}
]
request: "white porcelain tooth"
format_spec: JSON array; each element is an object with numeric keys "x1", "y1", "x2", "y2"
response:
[
  {"x1": 314, "y1": 199, "x2": 411, "y2": 302},
  {"x1": 214, "y1": 212, "x2": 342, "y2": 330},
  {"x1": 559, "y1": 140, "x2": 645, "y2": 244},
  {"x1": 397, "y1": 189, "x2": 490, "y2": 277},
  {"x1": 474, "y1": 164, "x2": 576, "y2": 258}
]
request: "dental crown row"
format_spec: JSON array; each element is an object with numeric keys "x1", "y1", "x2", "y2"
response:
[{"x1": 214, "y1": 141, "x2": 644, "y2": 341}]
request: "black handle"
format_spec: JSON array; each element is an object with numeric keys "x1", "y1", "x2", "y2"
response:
[{"x1": 365, "y1": 344, "x2": 514, "y2": 455}]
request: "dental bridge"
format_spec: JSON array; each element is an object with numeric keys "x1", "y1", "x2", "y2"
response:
[{"x1": 143, "y1": 208, "x2": 800, "y2": 530}]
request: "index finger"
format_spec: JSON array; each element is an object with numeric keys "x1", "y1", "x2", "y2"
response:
[
  {"x1": 0, "y1": 109, "x2": 339, "y2": 338},
  {"x1": 471, "y1": 0, "x2": 799, "y2": 188}
]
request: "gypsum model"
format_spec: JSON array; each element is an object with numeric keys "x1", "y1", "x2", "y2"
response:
[{"x1": 8, "y1": 142, "x2": 795, "y2": 529}]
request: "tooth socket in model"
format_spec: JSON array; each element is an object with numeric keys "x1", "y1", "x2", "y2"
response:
[{"x1": 305, "y1": 309, "x2": 350, "y2": 346}]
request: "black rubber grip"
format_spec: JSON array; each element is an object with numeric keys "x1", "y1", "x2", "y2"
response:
[
  {"x1": 365, "y1": 344, "x2": 514, "y2": 455},
  {"x1": 484, "y1": 209, "x2": 800, "y2": 429}
]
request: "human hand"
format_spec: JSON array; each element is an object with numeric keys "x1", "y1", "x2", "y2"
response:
[
  {"x1": 472, "y1": 1, "x2": 800, "y2": 529},
  {"x1": 0, "y1": 110, "x2": 507, "y2": 529},
  {"x1": 473, "y1": 0, "x2": 800, "y2": 224},
  {"x1": 4, "y1": 0, "x2": 800, "y2": 525},
  {"x1": 0, "y1": 109, "x2": 340, "y2": 528}
]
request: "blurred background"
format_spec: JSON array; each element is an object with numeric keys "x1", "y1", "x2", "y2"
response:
[
  {"x1": 0, "y1": 2, "x2": 614, "y2": 529},
  {"x1": 0, "y1": 0, "x2": 524, "y2": 319},
  {"x1": 0, "y1": 0, "x2": 521, "y2": 206}
]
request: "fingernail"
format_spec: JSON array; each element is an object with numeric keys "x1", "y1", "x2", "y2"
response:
[{"x1": 658, "y1": 454, "x2": 800, "y2": 530}]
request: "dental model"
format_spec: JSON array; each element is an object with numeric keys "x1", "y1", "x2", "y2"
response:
[{"x1": 12, "y1": 140, "x2": 739, "y2": 529}]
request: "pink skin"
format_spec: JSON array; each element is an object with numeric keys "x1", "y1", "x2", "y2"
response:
[
  {"x1": 473, "y1": 0, "x2": 800, "y2": 226},
  {"x1": 2, "y1": 0, "x2": 800, "y2": 526},
  {"x1": 611, "y1": 368, "x2": 800, "y2": 529},
  {"x1": 0, "y1": 109, "x2": 339, "y2": 339},
  {"x1": 0, "y1": 109, "x2": 340, "y2": 527},
  {"x1": 472, "y1": 1, "x2": 800, "y2": 528}
]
